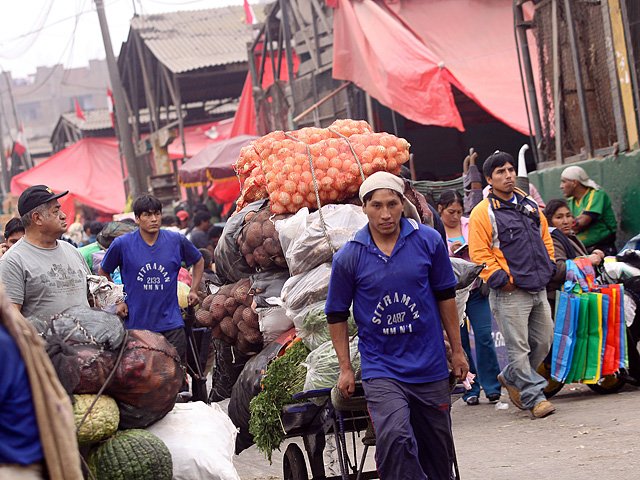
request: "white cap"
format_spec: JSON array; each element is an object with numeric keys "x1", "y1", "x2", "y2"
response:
[
  {"x1": 561, "y1": 166, "x2": 600, "y2": 190},
  {"x1": 359, "y1": 171, "x2": 421, "y2": 223}
]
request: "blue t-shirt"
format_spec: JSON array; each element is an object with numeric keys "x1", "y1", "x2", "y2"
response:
[
  {"x1": 0, "y1": 325, "x2": 43, "y2": 465},
  {"x1": 325, "y1": 218, "x2": 457, "y2": 384},
  {"x1": 101, "y1": 230, "x2": 202, "y2": 332}
]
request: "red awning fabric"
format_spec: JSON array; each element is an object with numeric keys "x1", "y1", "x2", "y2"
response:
[
  {"x1": 177, "y1": 134, "x2": 258, "y2": 185},
  {"x1": 332, "y1": 0, "x2": 463, "y2": 130},
  {"x1": 331, "y1": 0, "x2": 535, "y2": 134},
  {"x1": 11, "y1": 138, "x2": 126, "y2": 216},
  {"x1": 9, "y1": 120, "x2": 241, "y2": 218},
  {"x1": 168, "y1": 118, "x2": 234, "y2": 159},
  {"x1": 230, "y1": 74, "x2": 257, "y2": 137}
]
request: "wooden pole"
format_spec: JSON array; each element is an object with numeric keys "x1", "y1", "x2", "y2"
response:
[
  {"x1": 608, "y1": 0, "x2": 639, "y2": 149},
  {"x1": 601, "y1": 0, "x2": 629, "y2": 152},
  {"x1": 94, "y1": 0, "x2": 146, "y2": 197},
  {"x1": 564, "y1": 0, "x2": 593, "y2": 157},
  {"x1": 514, "y1": 3, "x2": 543, "y2": 164},
  {"x1": 552, "y1": 0, "x2": 563, "y2": 163}
]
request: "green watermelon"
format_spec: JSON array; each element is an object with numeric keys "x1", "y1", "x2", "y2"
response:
[{"x1": 88, "y1": 429, "x2": 172, "y2": 480}]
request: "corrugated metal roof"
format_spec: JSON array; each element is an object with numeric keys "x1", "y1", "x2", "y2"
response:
[
  {"x1": 62, "y1": 110, "x2": 112, "y2": 131},
  {"x1": 130, "y1": 6, "x2": 261, "y2": 74}
]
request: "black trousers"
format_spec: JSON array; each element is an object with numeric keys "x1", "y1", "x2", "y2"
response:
[{"x1": 161, "y1": 326, "x2": 187, "y2": 362}]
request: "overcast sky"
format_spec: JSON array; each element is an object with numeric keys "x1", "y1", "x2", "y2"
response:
[{"x1": 0, "y1": 0, "x2": 247, "y2": 79}]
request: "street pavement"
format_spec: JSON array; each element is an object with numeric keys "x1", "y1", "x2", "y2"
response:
[{"x1": 233, "y1": 382, "x2": 640, "y2": 479}]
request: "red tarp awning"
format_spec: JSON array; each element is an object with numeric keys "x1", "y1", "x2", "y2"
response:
[
  {"x1": 11, "y1": 138, "x2": 126, "y2": 216},
  {"x1": 168, "y1": 118, "x2": 234, "y2": 159},
  {"x1": 332, "y1": 0, "x2": 463, "y2": 130},
  {"x1": 177, "y1": 134, "x2": 258, "y2": 185},
  {"x1": 10, "y1": 120, "x2": 236, "y2": 218},
  {"x1": 331, "y1": 0, "x2": 536, "y2": 134}
]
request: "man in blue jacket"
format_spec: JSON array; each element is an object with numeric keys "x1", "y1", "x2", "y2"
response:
[
  {"x1": 469, "y1": 151, "x2": 556, "y2": 419},
  {"x1": 326, "y1": 171, "x2": 468, "y2": 480}
]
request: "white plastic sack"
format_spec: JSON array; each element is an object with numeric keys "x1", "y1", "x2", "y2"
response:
[
  {"x1": 258, "y1": 306, "x2": 294, "y2": 343},
  {"x1": 146, "y1": 401, "x2": 240, "y2": 480},
  {"x1": 624, "y1": 294, "x2": 637, "y2": 328},
  {"x1": 279, "y1": 204, "x2": 368, "y2": 275},
  {"x1": 281, "y1": 263, "x2": 332, "y2": 318},
  {"x1": 455, "y1": 285, "x2": 473, "y2": 326},
  {"x1": 275, "y1": 207, "x2": 310, "y2": 256},
  {"x1": 87, "y1": 275, "x2": 125, "y2": 312},
  {"x1": 294, "y1": 301, "x2": 358, "y2": 351},
  {"x1": 303, "y1": 337, "x2": 361, "y2": 397}
]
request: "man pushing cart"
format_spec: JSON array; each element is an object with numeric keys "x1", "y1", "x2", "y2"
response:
[{"x1": 326, "y1": 172, "x2": 469, "y2": 480}]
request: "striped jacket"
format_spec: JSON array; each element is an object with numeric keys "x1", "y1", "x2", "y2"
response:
[{"x1": 468, "y1": 188, "x2": 555, "y2": 292}]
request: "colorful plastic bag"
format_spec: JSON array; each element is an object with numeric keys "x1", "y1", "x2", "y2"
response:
[
  {"x1": 551, "y1": 291, "x2": 578, "y2": 382},
  {"x1": 582, "y1": 293, "x2": 604, "y2": 384}
]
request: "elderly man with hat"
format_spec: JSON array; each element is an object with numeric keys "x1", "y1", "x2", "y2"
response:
[
  {"x1": 0, "y1": 185, "x2": 90, "y2": 318},
  {"x1": 560, "y1": 165, "x2": 618, "y2": 255},
  {"x1": 325, "y1": 171, "x2": 468, "y2": 480}
]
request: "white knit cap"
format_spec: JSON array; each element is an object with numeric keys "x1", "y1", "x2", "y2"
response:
[
  {"x1": 359, "y1": 171, "x2": 421, "y2": 223},
  {"x1": 561, "y1": 166, "x2": 600, "y2": 190}
]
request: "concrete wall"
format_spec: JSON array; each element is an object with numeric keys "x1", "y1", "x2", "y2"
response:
[
  {"x1": 6, "y1": 60, "x2": 110, "y2": 143},
  {"x1": 529, "y1": 150, "x2": 640, "y2": 247}
]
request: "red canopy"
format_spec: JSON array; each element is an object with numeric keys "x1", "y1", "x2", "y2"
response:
[
  {"x1": 177, "y1": 134, "x2": 258, "y2": 185},
  {"x1": 168, "y1": 118, "x2": 234, "y2": 159},
  {"x1": 331, "y1": 0, "x2": 536, "y2": 134},
  {"x1": 11, "y1": 138, "x2": 126, "y2": 216},
  {"x1": 10, "y1": 120, "x2": 240, "y2": 219}
]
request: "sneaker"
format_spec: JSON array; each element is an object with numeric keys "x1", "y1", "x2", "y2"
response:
[
  {"x1": 530, "y1": 400, "x2": 556, "y2": 418},
  {"x1": 465, "y1": 395, "x2": 479, "y2": 406},
  {"x1": 486, "y1": 393, "x2": 501, "y2": 403},
  {"x1": 497, "y1": 374, "x2": 524, "y2": 410}
]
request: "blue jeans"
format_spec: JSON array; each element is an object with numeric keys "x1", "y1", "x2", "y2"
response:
[
  {"x1": 489, "y1": 288, "x2": 553, "y2": 409},
  {"x1": 460, "y1": 289, "x2": 502, "y2": 400},
  {"x1": 363, "y1": 377, "x2": 455, "y2": 480}
]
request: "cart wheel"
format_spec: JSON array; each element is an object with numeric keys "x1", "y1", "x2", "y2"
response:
[
  {"x1": 283, "y1": 444, "x2": 309, "y2": 480},
  {"x1": 587, "y1": 374, "x2": 626, "y2": 394}
]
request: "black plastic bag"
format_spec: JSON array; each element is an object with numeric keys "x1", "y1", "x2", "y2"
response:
[
  {"x1": 214, "y1": 200, "x2": 266, "y2": 283},
  {"x1": 208, "y1": 338, "x2": 252, "y2": 403},
  {"x1": 228, "y1": 338, "x2": 287, "y2": 454},
  {"x1": 250, "y1": 269, "x2": 290, "y2": 308}
]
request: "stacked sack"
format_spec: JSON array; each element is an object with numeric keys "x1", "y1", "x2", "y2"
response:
[
  {"x1": 38, "y1": 306, "x2": 183, "y2": 430},
  {"x1": 234, "y1": 119, "x2": 410, "y2": 213},
  {"x1": 197, "y1": 279, "x2": 263, "y2": 355},
  {"x1": 237, "y1": 207, "x2": 287, "y2": 270}
]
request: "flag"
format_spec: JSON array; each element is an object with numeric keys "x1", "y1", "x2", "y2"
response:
[
  {"x1": 243, "y1": 0, "x2": 256, "y2": 24},
  {"x1": 13, "y1": 122, "x2": 27, "y2": 157},
  {"x1": 12, "y1": 140, "x2": 26, "y2": 157},
  {"x1": 75, "y1": 98, "x2": 85, "y2": 121},
  {"x1": 107, "y1": 88, "x2": 115, "y2": 128}
]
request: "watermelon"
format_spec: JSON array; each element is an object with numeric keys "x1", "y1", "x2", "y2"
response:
[{"x1": 88, "y1": 429, "x2": 172, "y2": 480}]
